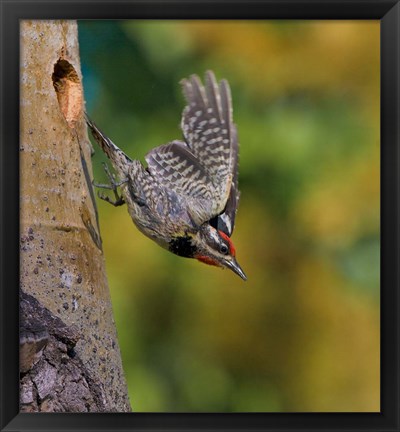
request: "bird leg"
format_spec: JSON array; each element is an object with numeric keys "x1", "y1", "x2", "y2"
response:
[{"x1": 93, "y1": 162, "x2": 126, "y2": 207}]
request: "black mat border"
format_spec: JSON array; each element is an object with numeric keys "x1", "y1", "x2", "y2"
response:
[{"x1": 1, "y1": 1, "x2": 399, "y2": 431}]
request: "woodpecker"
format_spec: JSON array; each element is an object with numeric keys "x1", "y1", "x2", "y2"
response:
[{"x1": 86, "y1": 71, "x2": 247, "y2": 280}]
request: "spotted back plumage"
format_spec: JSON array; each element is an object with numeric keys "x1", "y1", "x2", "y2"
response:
[{"x1": 145, "y1": 140, "x2": 214, "y2": 226}]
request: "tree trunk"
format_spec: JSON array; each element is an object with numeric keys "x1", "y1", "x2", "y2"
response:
[{"x1": 19, "y1": 20, "x2": 131, "y2": 412}]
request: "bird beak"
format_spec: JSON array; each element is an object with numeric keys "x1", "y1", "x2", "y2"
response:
[{"x1": 225, "y1": 257, "x2": 247, "y2": 281}]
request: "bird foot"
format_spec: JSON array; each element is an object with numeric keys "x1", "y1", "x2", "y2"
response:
[{"x1": 93, "y1": 163, "x2": 127, "y2": 207}]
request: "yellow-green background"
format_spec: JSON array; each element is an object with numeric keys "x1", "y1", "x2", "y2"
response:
[{"x1": 78, "y1": 20, "x2": 380, "y2": 412}]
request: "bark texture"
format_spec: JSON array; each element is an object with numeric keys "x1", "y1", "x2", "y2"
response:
[
  {"x1": 20, "y1": 20, "x2": 131, "y2": 412},
  {"x1": 20, "y1": 291, "x2": 108, "y2": 412}
]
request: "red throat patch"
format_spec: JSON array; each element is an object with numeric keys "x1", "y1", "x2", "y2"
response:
[
  {"x1": 196, "y1": 255, "x2": 221, "y2": 267},
  {"x1": 218, "y1": 230, "x2": 236, "y2": 257}
]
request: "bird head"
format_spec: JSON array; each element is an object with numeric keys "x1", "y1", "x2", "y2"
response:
[{"x1": 192, "y1": 224, "x2": 247, "y2": 280}]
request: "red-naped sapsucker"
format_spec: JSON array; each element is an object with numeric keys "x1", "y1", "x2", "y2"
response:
[{"x1": 86, "y1": 71, "x2": 246, "y2": 280}]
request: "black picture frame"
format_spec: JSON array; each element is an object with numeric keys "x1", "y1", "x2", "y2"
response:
[{"x1": 1, "y1": 1, "x2": 399, "y2": 431}]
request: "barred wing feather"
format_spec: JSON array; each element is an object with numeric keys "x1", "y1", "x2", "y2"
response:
[
  {"x1": 146, "y1": 71, "x2": 240, "y2": 232},
  {"x1": 145, "y1": 141, "x2": 215, "y2": 225},
  {"x1": 181, "y1": 71, "x2": 240, "y2": 235}
]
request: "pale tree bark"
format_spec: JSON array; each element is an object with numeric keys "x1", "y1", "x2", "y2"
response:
[{"x1": 19, "y1": 20, "x2": 131, "y2": 412}]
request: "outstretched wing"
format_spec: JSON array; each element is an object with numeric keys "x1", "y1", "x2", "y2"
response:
[
  {"x1": 181, "y1": 71, "x2": 240, "y2": 235},
  {"x1": 210, "y1": 124, "x2": 240, "y2": 237},
  {"x1": 180, "y1": 71, "x2": 237, "y2": 217},
  {"x1": 146, "y1": 71, "x2": 240, "y2": 229}
]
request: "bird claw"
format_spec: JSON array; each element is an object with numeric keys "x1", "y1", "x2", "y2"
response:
[
  {"x1": 96, "y1": 190, "x2": 125, "y2": 207},
  {"x1": 93, "y1": 163, "x2": 126, "y2": 207}
]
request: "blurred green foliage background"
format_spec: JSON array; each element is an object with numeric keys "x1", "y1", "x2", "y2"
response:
[{"x1": 78, "y1": 20, "x2": 380, "y2": 412}]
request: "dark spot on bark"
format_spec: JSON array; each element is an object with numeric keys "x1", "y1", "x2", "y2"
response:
[{"x1": 67, "y1": 346, "x2": 76, "y2": 358}]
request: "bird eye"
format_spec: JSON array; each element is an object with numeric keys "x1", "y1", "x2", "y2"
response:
[{"x1": 220, "y1": 244, "x2": 229, "y2": 255}]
